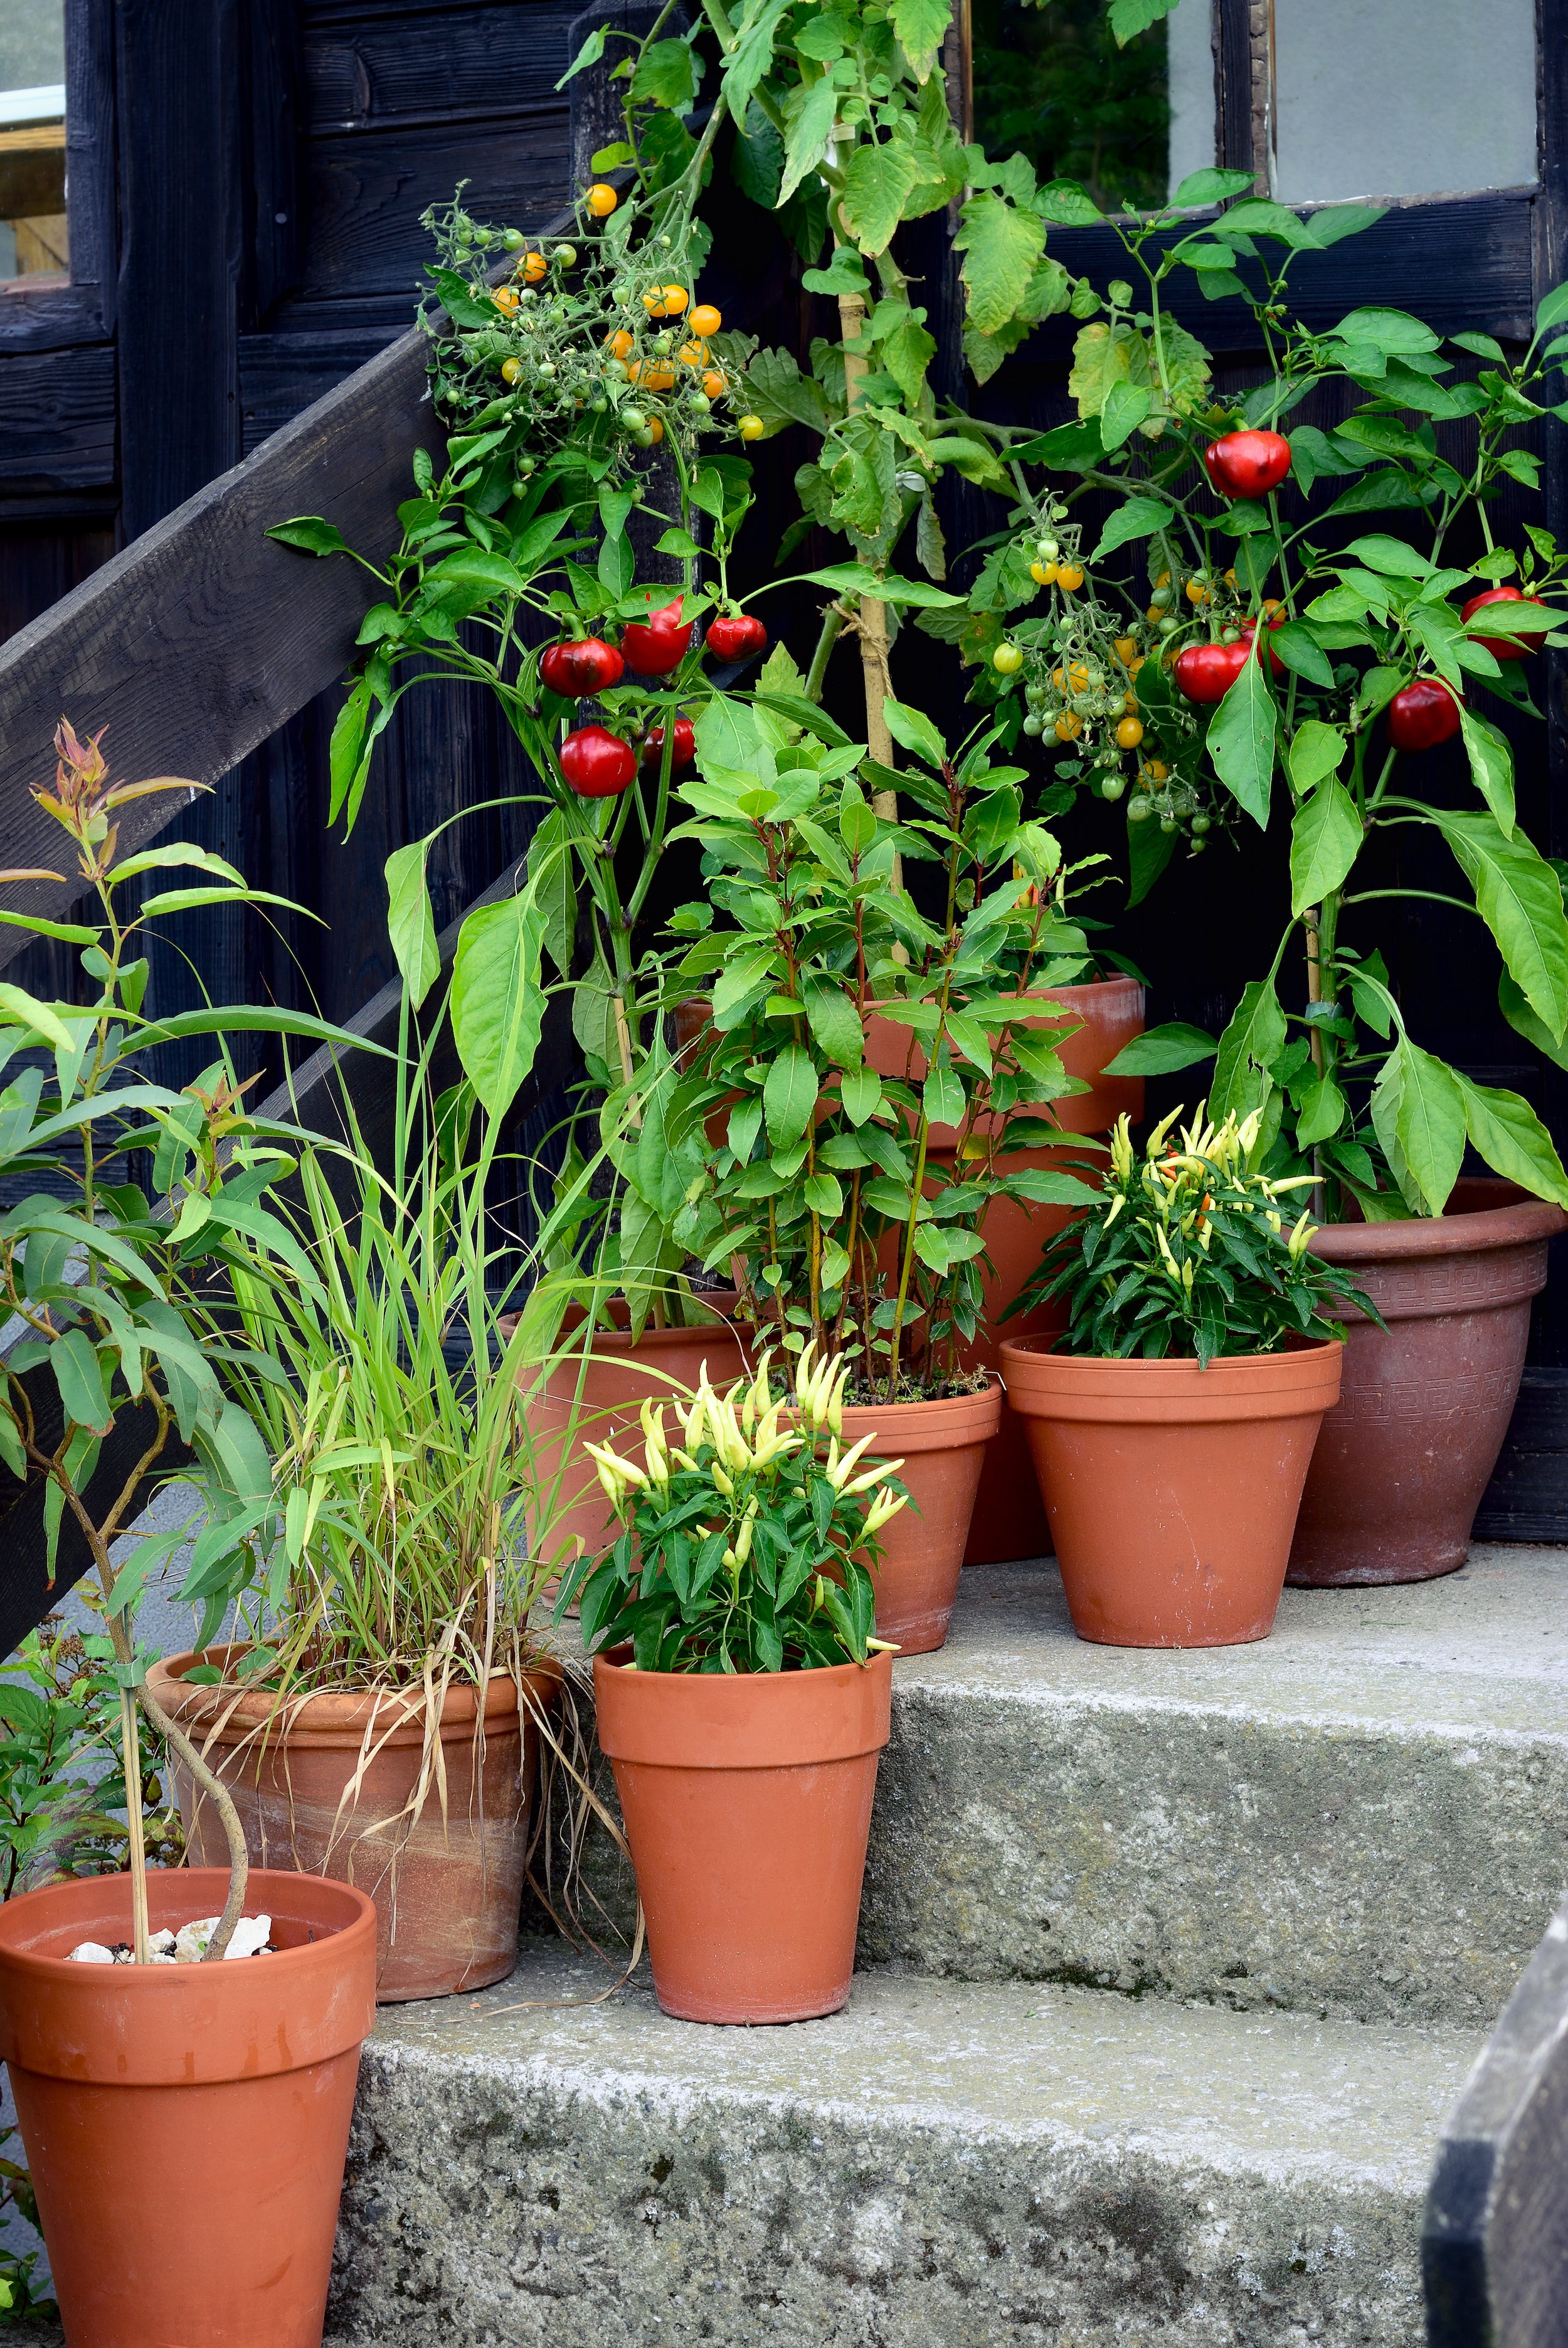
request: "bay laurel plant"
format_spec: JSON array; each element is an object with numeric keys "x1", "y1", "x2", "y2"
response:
[
  {"x1": 951, "y1": 179, "x2": 1568, "y2": 1221},
  {"x1": 1010, "y1": 1105, "x2": 1377, "y2": 1367},
  {"x1": 660, "y1": 687, "x2": 1101, "y2": 1399},
  {"x1": 559, "y1": 1343, "x2": 908, "y2": 1670}
]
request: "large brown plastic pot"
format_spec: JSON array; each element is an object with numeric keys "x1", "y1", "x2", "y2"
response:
[
  {"x1": 521, "y1": 1294, "x2": 748, "y2": 1572},
  {"x1": 836, "y1": 1379, "x2": 1002, "y2": 1653},
  {"x1": 593, "y1": 1647, "x2": 892, "y2": 2023},
  {"x1": 1288, "y1": 1179, "x2": 1568, "y2": 1586},
  {"x1": 1001, "y1": 1336, "x2": 1343, "y2": 1646},
  {"x1": 868, "y1": 976, "x2": 1145, "y2": 1567},
  {"x1": 148, "y1": 1649, "x2": 561, "y2": 2001},
  {"x1": 0, "y1": 1866, "x2": 375, "y2": 2348}
]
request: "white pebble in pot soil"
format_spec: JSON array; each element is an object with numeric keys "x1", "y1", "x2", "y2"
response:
[{"x1": 66, "y1": 1916, "x2": 275, "y2": 1964}]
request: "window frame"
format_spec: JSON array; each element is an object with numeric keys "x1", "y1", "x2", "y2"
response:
[{"x1": 0, "y1": 0, "x2": 114, "y2": 354}]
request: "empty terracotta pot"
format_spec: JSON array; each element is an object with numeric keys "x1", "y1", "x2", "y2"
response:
[
  {"x1": 1001, "y1": 1336, "x2": 1343, "y2": 1646},
  {"x1": 867, "y1": 976, "x2": 1145, "y2": 1567},
  {"x1": 593, "y1": 1648, "x2": 893, "y2": 2023},
  {"x1": 0, "y1": 1866, "x2": 375, "y2": 2348},
  {"x1": 521, "y1": 1296, "x2": 748, "y2": 1573},
  {"x1": 837, "y1": 1380, "x2": 1002, "y2": 1653},
  {"x1": 1288, "y1": 1180, "x2": 1568, "y2": 1586},
  {"x1": 148, "y1": 1649, "x2": 561, "y2": 2001}
]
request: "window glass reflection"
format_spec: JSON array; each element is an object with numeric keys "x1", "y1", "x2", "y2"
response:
[{"x1": 0, "y1": 0, "x2": 67, "y2": 285}]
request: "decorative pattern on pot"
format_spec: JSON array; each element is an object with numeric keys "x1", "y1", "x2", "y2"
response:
[
  {"x1": 0, "y1": 1867, "x2": 376, "y2": 2348},
  {"x1": 1289, "y1": 1181, "x2": 1568, "y2": 1586},
  {"x1": 147, "y1": 1650, "x2": 561, "y2": 2001},
  {"x1": 1001, "y1": 1338, "x2": 1343, "y2": 1647},
  {"x1": 593, "y1": 1649, "x2": 893, "y2": 2023}
]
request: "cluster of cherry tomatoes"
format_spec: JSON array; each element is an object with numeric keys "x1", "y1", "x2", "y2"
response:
[{"x1": 540, "y1": 599, "x2": 770, "y2": 798}]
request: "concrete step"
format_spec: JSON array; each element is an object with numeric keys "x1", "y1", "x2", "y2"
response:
[
  {"x1": 558, "y1": 1543, "x2": 1568, "y2": 2031},
  {"x1": 325, "y1": 1940, "x2": 1481, "y2": 2348}
]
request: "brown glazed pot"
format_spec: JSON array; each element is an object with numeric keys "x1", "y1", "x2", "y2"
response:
[
  {"x1": 1288, "y1": 1179, "x2": 1568, "y2": 1586},
  {"x1": 521, "y1": 1294, "x2": 748, "y2": 1573},
  {"x1": 593, "y1": 1647, "x2": 893, "y2": 2023},
  {"x1": 870, "y1": 976, "x2": 1145, "y2": 1567},
  {"x1": 147, "y1": 1649, "x2": 561, "y2": 2001},
  {"x1": 0, "y1": 1866, "x2": 376, "y2": 2348},
  {"x1": 1001, "y1": 1336, "x2": 1343, "y2": 1647},
  {"x1": 837, "y1": 1380, "x2": 1002, "y2": 1653}
]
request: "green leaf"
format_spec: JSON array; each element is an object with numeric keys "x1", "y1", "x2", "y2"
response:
[
  {"x1": 1269, "y1": 621, "x2": 1335, "y2": 690},
  {"x1": 51, "y1": 1329, "x2": 114, "y2": 1436},
  {"x1": 1288, "y1": 720, "x2": 1346, "y2": 795},
  {"x1": 763, "y1": 1046, "x2": 818, "y2": 1149},
  {"x1": 1290, "y1": 776, "x2": 1362, "y2": 917},
  {"x1": 892, "y1": 0, "x2": 951, "y2": 74},
  {"x1": 384, "y1": 840, "x2": 440, "y2": 1010},
  {"x1": 1295, "y1": 1074, "x2": 1346, "y2": 1148},
  {"x1": 450, "y1": 888, "x2": 547, "y2": 1119},
  {"x1": 1455, "y1": 1072, "x2": 1568, "y2": 1207},
  {"x1": 1206, "y1": 649, "x2": 1276, "y2": 828},
  {"x1": 1459, "y1": 705, "x2": 1517, "y2": 839},
  {"x1": 1499, "y1": 970, "x2": 1568, "y2": 1072},
  {"x1": 777, "y1": 76, "x2": 837, "y2": 209},
  {"x1": 1108, "y1": 0, "x2": 1177, "y2": 40},
  {"x1": 1099, "y1": 381, "x2": 1152, "y2": 450},
  {"x1": 1210, "y1": 980, "x2": 1286, "y2": 1124},
  {"x1": 802, "y1": 975, "x2": 864, "y2": 1068},
  {"x1": 1536, "y1": 280, "x2": 1568, "y2": 336},
  {"x1": 1431, "y1": 808, "x2": 1568, "y2": 1041},
  {"x1": 267, "y1": 516, "x2": 347, "y2": 558},
  {"x1": 1090, "y1": 495, "x2": 1173, "y2": 564},
  {"x1": 923, "y1": 1065, "x2": 964, "y2": 1126},
  {"x1": 530, "y1": 810, "x2": 577, "y2": 978},
  {"x1": 882, "y1": 695, "x2": 946, "y2": 767},
  {"x1": 1393, "y1": 1039, "x2": 1467, "y2": 1214},
  {"x1": 1104, "y1": 1023, "x2": 1217, "y2": 1076},
  {"x1": 556, "y1": 25, "x2": 604, "y2": 87},
  {"x1": 1172, "y1": 167, "x2": 1256, "y2": 207},
  {"x1": 1332, "y1": 307, "x2": 1442, "y2": 355},
  {"x1": 954, "y1": 191, "x2": 1047, "y2": 336},
  {"x1": 801, "y1": 563, "x2": 963, "y2": 608},
  {"x1": 839, "y1": 139, "x2": 920, "y2": 256},
  {"x1": 803, "y1": 1170, "x2": 845, "y2": 1218},
  {"x1": 630, "y1": 37, "x2": 700, "y2": 110},
  {"x1": 840, "y1": 1068, "x2": 882, "y2": 1124}
]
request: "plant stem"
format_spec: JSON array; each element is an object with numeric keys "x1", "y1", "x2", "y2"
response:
[
  {"x1": 119, "y1": 1686, "x2": 151, "y2": 1963},
  {"x1": 137, "y1": 1680, "x2": 251, "y2": 1961}
]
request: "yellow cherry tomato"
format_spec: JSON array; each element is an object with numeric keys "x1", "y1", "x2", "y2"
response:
[
  {"x1": 1054, "y1": 710, "x2": 1083, "y2": 740},
  {"x1": 587, "y1": 183, "x2": 619, "y2": 218},
  {"x1": 1116, "y1": 716, "x2": 1145, "y2": 749},
  {"x1": 1139, "y1": 758, "x2": 1169, "y2": 785},
  {"x1": 1145, "y1": 603, "x2": 1164, "y2": 622},
  {"x1": 646, "y1": 415, "x2": 665, "y2": 443},
  {"x1": 993, "y1": 642, "x2": 1024, "y2": 674},
  {"x1": 644, "y1": 283, "x2": 689, "y2": 317},
  {"x1": 607, "y1": 328, "x2": 635, "y2": 361},
  {"x1": 1056, "y1": 563, "x2": 1084, "y2": 593},
  {"x1": 738, "y1": 413, "x2": 765, "y2": 440},
  {"x1": 1030, "y1": 560, "x2": 1057, "y2": 586},
  {"x1": 701, "y1": 368, "x2": 726, "y2": 400},
  {"x1": 1113, "y1": 635, "x2": 1139, "y2": 666},
  {"x1": 1127, "y1": 653, "x2": 1147, "y2": 676},
  {"x1": 1186, "y1": 576, "x2": 1209, "y2": 605},
  {"x1": 1261, "y1": 596, "x2": 1284, "y2": 614},
  {"x1": 690, "y1": 302, "x2": 722, "y2": 337},
  {"x1": 1155, "y1": 571, "x2": 1170, "y2": 588},
  {"x1": 678, "y1": 339, "x2": 707, "y2": 368},
  {"x1": 492, "y1": 285, "x2": 520, "y2": 315},
  {"x1": 519, "y1": 251, "x2": 547, "y2": 284},
  {"x1": 624, "y1": 357, "x2": 642, "y2": 382},
  {"x1": 501, "y1": 357, "x2": 523, "y2": 384},
  {"x1": 1223, "y1": 567, "x2": 1238, "y2": 588},
  {"x1": 644, "y1": 362, "x2": 677, "y2": 391}
]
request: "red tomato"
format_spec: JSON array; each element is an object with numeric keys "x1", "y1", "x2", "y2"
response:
[
  {"x1": 1386, "y1": 677, "x2": 1463, "y2": 752},
  {"x1": 1459, "y1": 584, "x2": 1544, "y2": 660},
  {"x1": 1202, "y1": 430, "x2": 1293, "y2": 500},
  {"x1": 1173, "y1": 638, "x2": 1253, "y2": 704},
  {"x1": 539, "y1": 637, "x2": 625, "y2": 697},
  {"x1": 621, "y1": 595, "x2": 694, "y2": 677},
  {"x1": 705, "y1": 612, "x2": 769, "y2": 662},
  {"x1": 641, "y1": 718, "x2": 696, "y2": 771},
  {"x1": 560, "y1": 725, "x2": 637, "y2": 796},
  {"x1": 1239, "y1": 612, "x2": 1287, "y2": 678}
]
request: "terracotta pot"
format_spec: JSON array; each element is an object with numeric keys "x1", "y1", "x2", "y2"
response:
[
  {"x1": 0, "y1": 1866, "x2": 375, "y2": 2348},
  {"x1": 1001, "y1": 1336, "x2": 1343, "y2": 1646},
  {"x1": 521, "y1": 1294, "x2": 748, "y2": 1572},
  {"x1": 871, "y1": 976, "x2": 1145, "y2": 1567},
  {"x1": 1288, "y1": 1179, "x2": 1567, "y2": 1587},
  {"x1": 593, "y1": 1647, "x2": 892, "y2": 2023},
  {"x1": 148, "y1": 1649, "x2": 561, "y2": 2001},
  {"x1": 837, "y1": 1379, "x2": 1002, "y2": 1653}
]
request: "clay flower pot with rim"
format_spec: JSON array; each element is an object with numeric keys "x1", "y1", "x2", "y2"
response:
[
  {"x1": 0, "y1": 1865, "x2": 376, "y2": 2348},
  {"x1": 869, "y1": 975, "x2": 1146, "y2": 1567},
  {"x1": 835, "y1": 1379, "x2": 1002, "y2": 1653},
  {"x1": 1002, "y1": 1336, "x2": 1343, "y2": 1646},
  {"x1": 147, "y1": 1647, "x2": 562, "y2": 2001},
  {"x1": 593, "y1": 1647, "x2": 893, "y2": 2023},
  {"x1": 520, "y1": 1293, "x2": 748, "y2": 1572},
  {"x1": 1288, "y1": 1178, "x2": 1568, "y2": 1585}
]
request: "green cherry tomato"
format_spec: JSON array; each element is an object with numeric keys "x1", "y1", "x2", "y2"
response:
[{"x1": 993, "y1": 642, "x2": 1024, "y2": 675}]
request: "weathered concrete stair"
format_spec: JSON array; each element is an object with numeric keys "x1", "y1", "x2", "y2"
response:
[{"x1": 320, "y1": 1543, "x2": 1568, "y2": 2346}]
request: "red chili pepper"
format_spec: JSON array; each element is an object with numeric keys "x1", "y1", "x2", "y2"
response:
[
  {"x1": 641, "y1": 717, "x2": 696, "y2": 771},
  {"x1": 560, "y1": 725, "x2": 637, "y2": 796},
  {"x1": 1239, "y1": 611, "x2": 1288, "y2": 678},
  {"x1": 539, "y1": 637, "x2": 625, "y2": 697},
  {"x1": 705, "y1": 613, "x2": 769, "y2": 662},
  {"x1": 621, "y1": 595, "x2": 694, "y2": 677},
  {"x1": 1459, "y1": 584, "x2": 1544, "y2": 661},
  {"x1": 1386, "y1": 677, "x2": 1463, "y2": 752},
  {"x1": 1202, "y1": 430, "x2": 1293, "y2": 500}
]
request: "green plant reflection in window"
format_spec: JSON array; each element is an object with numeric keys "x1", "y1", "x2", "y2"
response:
[
  {"x1": 0, "y1": 0, "x2": 67, "y2": 286},
  {"x1": 972, "y1": 0, "x2": 1172, "y2": 213}
]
